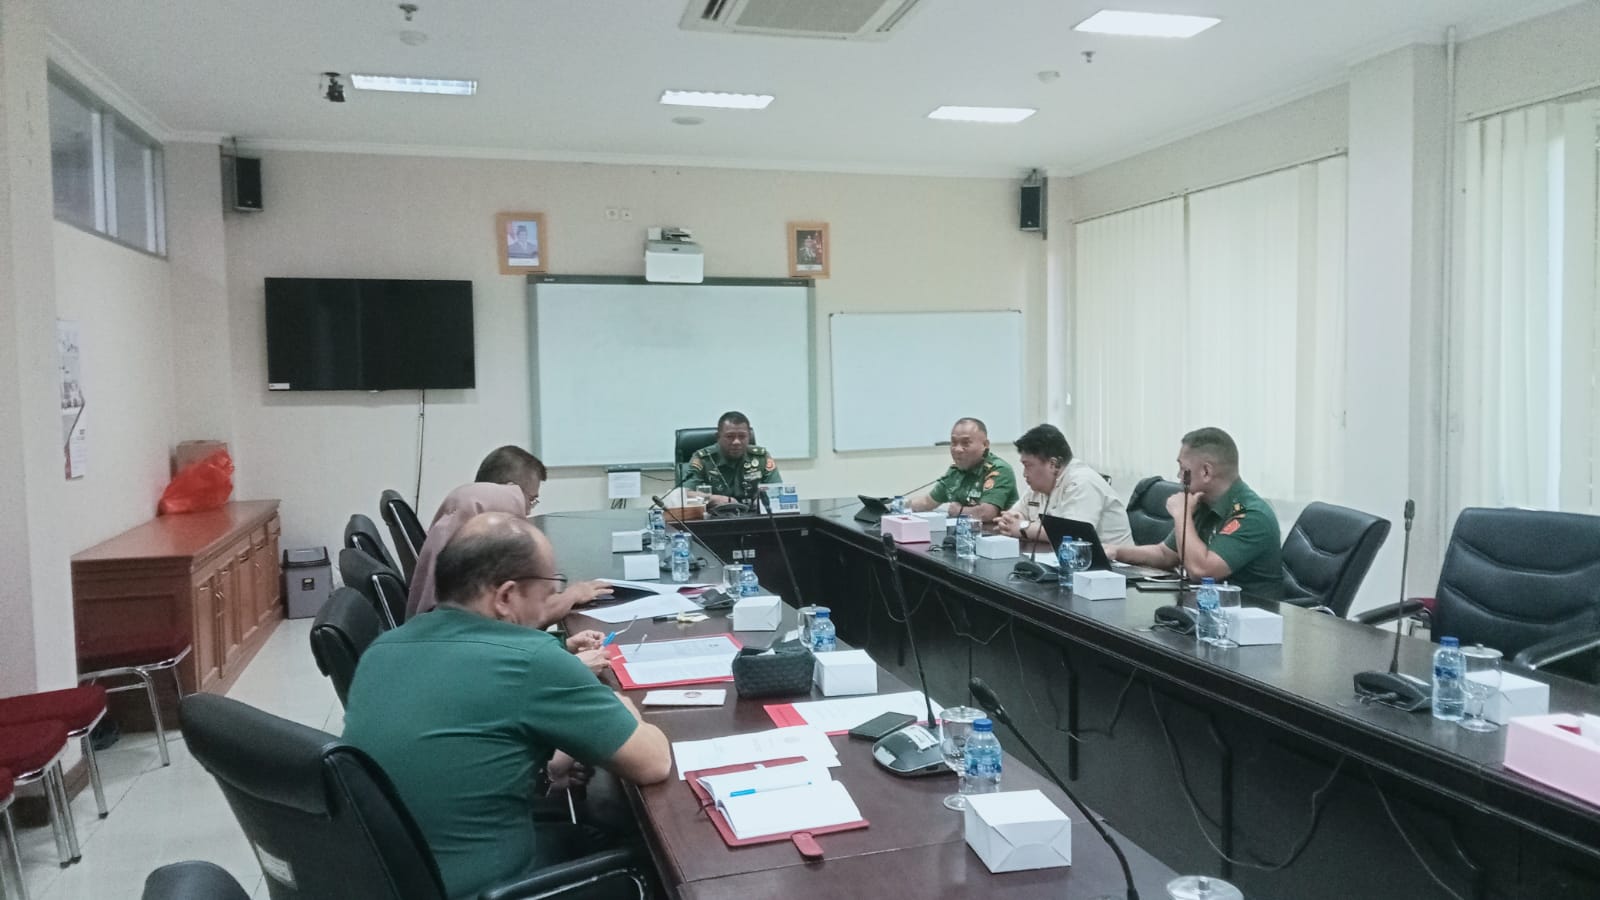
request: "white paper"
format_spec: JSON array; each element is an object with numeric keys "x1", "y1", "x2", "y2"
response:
[
  {"x1": 583, "y1": 593, "x2": 699, "y2": 624},
  {"x1": 57, "y1": 320, "x2": 87, "y2": 479},
  {"x1": 607, "y1": 469, "x2": 642, "y2": 499},
  {"x1": 720, "y1": 780, "x2": 862, "y2": 840},
  {"x1": 642, "y1": 689, "x2": 727, "y2": 707},
  {"x1": 622, "y1": 636, "x2": 739, "y2": 663},
  {"x1": 619, "y1": 656, "x2": 734, "y2": 686},
  {"x1": 782, "y1": 691, "x2": 944, "y2": 734},
  {"x1": 696, "y1": 760, "x2": 832, "y2": 806},
  {"x1": 672, "y1": 726, "x2": 839, "y2": 780}
]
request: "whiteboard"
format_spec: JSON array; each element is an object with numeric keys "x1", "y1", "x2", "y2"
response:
[
  {"x1": 529, "y1": 279, "x2": 815, "y2": 468},
  {"x1": 829, "y1": 311, "x2": 1024, "y2": 452}
]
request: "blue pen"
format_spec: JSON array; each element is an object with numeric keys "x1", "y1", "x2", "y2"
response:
[{"x1": 601, "y1": 631, "x2": 619, "y2": 647}]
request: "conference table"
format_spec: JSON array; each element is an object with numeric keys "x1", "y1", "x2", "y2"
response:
[{"x1": 547, "y1": 501, "x2": 1600, "y2": 900}]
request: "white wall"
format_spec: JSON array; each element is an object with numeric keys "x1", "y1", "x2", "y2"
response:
[
  {"x1": 1456, "y1": 2, "x2": 1600, "y2": 119},
  {"x1": 52, "y1": 223, "x2": 176, "y2": 548},
  {"x1": 222, "y1": 152, "x2": 1045, "y2": 550}
]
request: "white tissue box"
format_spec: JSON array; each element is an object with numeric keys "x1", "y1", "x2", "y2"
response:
[
  {"x1": 976, "y1": 534, "x2": 1020, "y2": 559},
  {"x1": 813, "y1": 649, "x2": 877, "y2": 696},
  {"x1": 964, "y1": 789, "x2": 1072, "y2": 873},
  {"x1": 1220, "y1": 606, "x2": 1284, "y2": 645},
  {"x1": 1071, "y1": 569, "x2": 1126, "y2": 601},
  {"x1": 621, "y1": 554, "x2": 659, "y2": 580},
  {"x1": 913, "y1": 511, "x2": 948, "y2": 533},
  {"x1": 1467, "y1": 669, "x2": 1550, "y2": 725},
  {"x1": 611, "y1": 530, "x2": 645, "y2": 553},
  {"x1": 731, "y1": 594, "x2": 782, "y2": 632}
]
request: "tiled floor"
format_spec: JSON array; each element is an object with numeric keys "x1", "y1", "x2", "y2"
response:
[{"x1": 8, "y1": 619, "x2": 340, "y2": 900}]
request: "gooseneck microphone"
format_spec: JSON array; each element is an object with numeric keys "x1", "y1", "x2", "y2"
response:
[
  {"x1": 970, "y1": 677, "x2": 1140, "y2": 900},
  {"x1": 1353, "y1": 499, "x2": 1429, "y2": 710},
  {"x1": 870, "y1": 531, "x2": 947, "y2": 776}
]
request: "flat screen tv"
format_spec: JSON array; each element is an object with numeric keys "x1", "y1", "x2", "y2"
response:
[{"x1": 265, "y1": 277, "x2": 475, "y2": 391}]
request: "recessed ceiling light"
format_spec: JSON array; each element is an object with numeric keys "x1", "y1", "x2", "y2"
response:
[
  {"x1": 349, "y1": 74, "x2": 477, "y2": 95},
  {"x1": 1073, "y1": 10, "x2": 1220, "y2": 38},
  {"x1": 927, "y1": 106, "x2": 1036, "y2": 124},
  {"x1": 659, "y1": 90, "x2": 774, "y2": 110}
]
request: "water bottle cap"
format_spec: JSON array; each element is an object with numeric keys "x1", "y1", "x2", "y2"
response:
[
  {"x1": 743, "y1": 564, "x2": 754, "y2": 572},
  {"x1": 1200, "y1": 577, "x2": 1215, "y2": 585},
  {"x1": 973, "y1": 718, "x2": 993, "y2": 732},
  {"x1": 814, "y1": 609, "x2": 829, "y2": 619},
  {"x1": 1440, "y1": 636, "x2": 1459, "y2": 648}
]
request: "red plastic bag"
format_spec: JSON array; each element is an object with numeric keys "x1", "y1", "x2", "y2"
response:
[{"x1": 158, "y1": 449, "x2": 235, "y2": 515}]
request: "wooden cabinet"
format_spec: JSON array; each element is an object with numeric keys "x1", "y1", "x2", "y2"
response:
[{"x1": 72, "y1": 501, "x2": 283, "y2": 695}]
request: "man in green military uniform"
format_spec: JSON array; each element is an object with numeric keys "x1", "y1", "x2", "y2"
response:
[
  {"x1": 909, "y1": 417, "x2": 1019, "y2": 524},
  {"x1": 1107, "y1": 426, "x2": 1283, "y2": 599},
  {"x1": 684, "y1": 411, "x2": 782, "y2": 505}
]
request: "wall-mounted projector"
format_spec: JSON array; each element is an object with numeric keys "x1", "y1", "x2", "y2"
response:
[{"x1": 645, "y1": 226, "x2": 704, "y2": 283}]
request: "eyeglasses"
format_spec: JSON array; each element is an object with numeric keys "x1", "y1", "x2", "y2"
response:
[{"x1": 511, "y1": 572, "x2": 568, "y2": 590}]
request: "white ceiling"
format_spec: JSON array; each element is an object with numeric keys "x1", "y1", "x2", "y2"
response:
[{"x1": 44, "y1": 0, "x2": 1583, "y2": 177}]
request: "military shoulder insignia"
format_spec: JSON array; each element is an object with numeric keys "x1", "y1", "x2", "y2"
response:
[
  {"x1": 689, "y1": 456, "x2": 704, "y2": 470},
  {"x1": 765, "y1": 456, "x2": 776, "y2": 472},
  {"x1": 1220, "y1": 517, "x2": 1243, "y2": 536},
  {"x1": 983, "y1": 475, "x2": 996, "y2": 490}
]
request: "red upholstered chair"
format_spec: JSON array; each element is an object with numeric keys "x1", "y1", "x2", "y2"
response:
[
  {"x1": 1, "y1": 768, "x2": 27, "y2": 900},
  {"x1": 0, "y1": 687, "x2": 109, "y2": 820},
  {"x1": 77, "y1": 629, "x2": 191, "y2": 767},
  {"x1": 0, "y1": 721, "x2": 80, "y2": 868}
]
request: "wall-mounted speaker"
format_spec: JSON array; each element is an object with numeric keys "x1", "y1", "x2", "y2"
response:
[
  {"x1": 223, "y1": 154, "x2": 263, "y2": 212},
  {"x1": 1019, "y1": 171, "x2": 1045, "y2": 234}
]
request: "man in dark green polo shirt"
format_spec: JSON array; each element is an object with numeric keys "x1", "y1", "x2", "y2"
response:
[
  {"x1": 1107, "y1": 426, "x2": 1283, "y2": 599},
  {"x1": 343, "y1": 512, "x2": 672, "y2": 899},
  {"x1": 909, "y1": 417, "x2": 1020, "y2": 524},
  {"x1": 684, "y1": 410, "x2": 782, "y2": 505}
]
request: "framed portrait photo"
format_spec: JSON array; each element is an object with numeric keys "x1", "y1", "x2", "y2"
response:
[
  {"x1": 497, "y1": 211, "x2": 548, "y2": 275},
  {"x1": 788, "y1": 221, "x2": 829, "y2": 279}
]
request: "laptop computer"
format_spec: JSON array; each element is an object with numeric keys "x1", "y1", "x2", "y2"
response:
[
  {"x1": 854, "y1": 495, "x2": 892, "y2": 524},
  {"x1": 1038, "y1": 514, "x2": 1169, "y2": 579}
]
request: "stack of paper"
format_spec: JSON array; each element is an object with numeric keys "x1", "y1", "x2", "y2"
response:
[
  {"x1": 765, "y1": 691, "x2": 943, "y2": 734},
  {"x1": 609, "y1": 634, "x2": 740, "y2": 689},
  {"x1": 671, "y1": 726, "x2": 839, "y2": 780},
  {"x1": 700, "y1": 763, "x2": 863, "y2": 841},
  {"x1": 582, "y1": 581, "x2": 705, "y2": 624}
]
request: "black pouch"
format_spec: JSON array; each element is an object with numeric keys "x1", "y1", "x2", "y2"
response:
[{"x1": 730, "y1": 640, "x2": 816, "y2": 699}]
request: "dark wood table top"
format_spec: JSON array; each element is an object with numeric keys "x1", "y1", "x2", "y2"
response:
[{"x1": 71, "y1": 499, "x2": 279, "y2": 564}]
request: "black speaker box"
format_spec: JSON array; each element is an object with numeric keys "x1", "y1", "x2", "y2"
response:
[
  {"x1": 225, "y1": 155, "x2": 263, "y2": 212},
  {"x1": 1019, "y1": 181, "x2": 1045, "y2": 233}
]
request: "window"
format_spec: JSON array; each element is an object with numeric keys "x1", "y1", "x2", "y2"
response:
[
  {"x1": 1455, "y1": 97, "x2": 1599, "y2": 514},
  {"x1": 46, "y1": 71, "x2": 165, "y2": 255},
  {"x1": 1071, "y1": 158, "x2": 1348, "y2": 501}
]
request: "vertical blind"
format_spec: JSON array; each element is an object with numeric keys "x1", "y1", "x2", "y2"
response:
[{"x1": 1072, "y1": 158, "x2": 1348, "y2": 500}]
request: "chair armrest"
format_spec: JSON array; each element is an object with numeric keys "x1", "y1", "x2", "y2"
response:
[
  {"x1": 1353, "y1": 598, "x2": 1429, "y2": 626},
  {"x1": 479, "y1": 847, "x2": 645, "y2": 900},
  {"x1": 1511, "y1": 631, "x2": 1600, "y2": 671}
]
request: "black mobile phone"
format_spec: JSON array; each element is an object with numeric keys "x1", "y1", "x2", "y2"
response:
[{"x1": 848, "y1": 711, "x2": 916, "y2": 742}]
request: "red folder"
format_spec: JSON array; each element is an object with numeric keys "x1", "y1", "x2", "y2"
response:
[
  {"x1": 683, "y1": 758, "x2": 869, "y2": 857},
  {"x1": 605, "y1": 634, "x2": 743, "y2": 690}
]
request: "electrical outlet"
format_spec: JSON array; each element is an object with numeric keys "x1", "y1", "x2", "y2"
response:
[
  {"x1": 620, "y1": 208, "x2": 634, "y2": 221},
  {"x1": 605, "y1": 207, "x2": 620, "y2": 221}
]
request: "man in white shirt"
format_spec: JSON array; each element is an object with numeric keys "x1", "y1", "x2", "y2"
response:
[{"x1": 995, "y1": 424, "x2": 1132, "y2": 546}]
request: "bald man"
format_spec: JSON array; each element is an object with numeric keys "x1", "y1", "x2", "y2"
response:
[
  {"x1": 344, "y1": 513, "x2": 671, "y2": 898},
  {"x1": 908, "y1": 417, "x2": 1020, "y2": 523}
]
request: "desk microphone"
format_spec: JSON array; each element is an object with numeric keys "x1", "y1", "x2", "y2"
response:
[
  {"x1": 1353, "y1": 499, "x2": 1430, "y2": 711},
  {"x1": 1153, "y1": 471, "x2": 1197, "y2": 633},
  {"x1": 871, "y1": 531, "x2": 947, "y2": 777},
  {"x1": 941, "y1": 499, "x2": 972, "y2": 551},
  {"x1": 970, "y1": 677, "x2": 1139, "y2": 900}
]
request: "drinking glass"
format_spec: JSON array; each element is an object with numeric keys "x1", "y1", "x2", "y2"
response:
[
  {"x1": 1210, "y1": 584, "x2": 1242, "y2": 650},
  {"x1": 1167, "y1": 875, "x2": 1243, "y2": 900},
  {"x1": 722, "y1": 564, "x2": 742, "y2": 593},
  {"x1": 797, "y1": 605, "x2": 824, "y2": 646},
  {"x1": 939, "y1": 705, "x2": 984, "y2": 811},
  {"x1": 1460, "y1": 644, "x2": 1503, "y2": 733},
  {"x1": 1066, "y1": 539, "x2": 1093, "y2": 574}
]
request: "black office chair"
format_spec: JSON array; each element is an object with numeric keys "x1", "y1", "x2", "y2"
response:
[
  {"x1": 180, "y1": 694, "x2": 648, "y2": 900},
  {"x1": 1279, "y1": 502, "x2": 1391, "y2": 617},
  {"x1": 142, "y1": 861, "x2": 251, "y2": 900},
  {"x1": 379, "y1": 491, "x2": 426, "y2": 583},
  {"x1": 310, "y1": 587, "x2": 385, "y2": 708},
  {"x1": 1356, "y1": 507, "x2": 1600, "y2": 683},
  {"x1": 1126, "y1": 475, "x2": 1182, "y2": 546},
  {"x1": 672, "y1": 427, "x2": 718, "y2": 483},
  {"x1": 339, "y1": 547, "x2": 408, "y2": 630},
  {"x1": 345, "y1": 514, "x2": 406, "y2": 589}
]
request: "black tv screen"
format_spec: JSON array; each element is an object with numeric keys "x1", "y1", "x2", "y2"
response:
[{"x1": 265, "y1": 278, "x2": 475, "y2": 391}]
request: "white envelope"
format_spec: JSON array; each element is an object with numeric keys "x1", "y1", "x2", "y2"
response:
[{"x1": 963, "y1": 789, "x2": 1072, "y2": 873}]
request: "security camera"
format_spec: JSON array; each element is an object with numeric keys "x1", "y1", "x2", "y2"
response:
[{"x1": 322, "y1": 72, "x2": 345, "y2": 103}]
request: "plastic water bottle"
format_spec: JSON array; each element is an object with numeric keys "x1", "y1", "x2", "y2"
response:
[
  {"x1": 809, "y1": 608, "x2": 837, "y2": 652},
  {"x1": 955, "y1": 515, "x2": 978, "y2": 560},
  {"x1": 739, "y1": 564, "x2": 758, "y2": 597},
  {"x1": 1196, "y1": 577, "x2": 1221, "y2": 645},
  {"x1": 1432, "y1": 637, "x2": 1466, "y2": 722},
  {"x1": 890, "y1": 495, "x2": 906, "y2": 514},
  {"x1": 961, "y1": 718, "x2": 1002, "y2": 795},
  {"x1": 650, "y1": 508, "x2": 669, "y2": 567},
  {"x1": 670, "y1": 532, "x2": 691, "y2": 584}
]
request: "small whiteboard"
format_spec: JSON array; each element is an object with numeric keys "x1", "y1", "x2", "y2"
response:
[{"x1": 829, "y1": 311, "x2": 1024, "y2": 452}]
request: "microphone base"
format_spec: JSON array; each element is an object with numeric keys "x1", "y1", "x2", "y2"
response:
[
  {"x1": 871, "y1": 725, "x2": 949, "y2": 777},
  {"x1": 1152, "y1": 605, "x2": 1197, "y2": 634},
  {"x1": 1352, "y1": 670, "x2": 1431, "y2": 712}
]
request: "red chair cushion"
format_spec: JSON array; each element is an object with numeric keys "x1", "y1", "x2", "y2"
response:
[
  {"x1": 0, "y1": 685, "x2": 108, "y2": 731},
  {"x1": 0, "y1": 721, "x2": 68, "y2": 776},
  {"x1": 78, "y1": 628, "x2": 190, "y2": 671},
  {"x1": 0, "y1": 768, "x2": 12, "y2": 804}
]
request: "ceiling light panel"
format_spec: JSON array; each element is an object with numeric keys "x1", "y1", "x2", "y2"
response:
[
  {"x1": 659, "y1": 90, "x2": 774, "y2": 110},
  {"x1": 927, "y1": 106, "x2": 1036, "y2": 124},
  {"x1": 1073, "y1": 10, "x2": 1221, "y2": 38},
  {"x1": 349, "y1": 74, "x2": 477, "y2": 95}
]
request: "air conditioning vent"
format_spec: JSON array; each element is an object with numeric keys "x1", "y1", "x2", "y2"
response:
[{"x1": 682, "y1": 0, "x2": 925, "y2": 41}]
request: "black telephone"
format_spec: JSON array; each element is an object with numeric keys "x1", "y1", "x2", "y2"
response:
[
  {"x1": 1153, "y1": 604, "x2": 1198, "y2": 634},
  {"x1": 1010, "y1": 559, "x2": 1059, "y2": 584},
  {"x1": 707, "y1": 501, "x2": 751, "y2": 518}
]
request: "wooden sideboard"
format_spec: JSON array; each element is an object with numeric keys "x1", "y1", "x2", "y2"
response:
[{"x1": 71, "y1": 500, "x2": 283, "y2": 695}]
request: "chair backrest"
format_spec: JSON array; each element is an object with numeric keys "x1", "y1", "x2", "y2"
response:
[
  {"x1": 378, "y1": 491, "x2": 425, "y2": 583},
  {"x1": 142, "y1": 861, "x2": 252, "y2": 900},
  {"x1": 345, "y1": 514, "x2": 404, "y2": 586},
  {"x1": 338, "y1": 547, "x2": 408, "y2": 629},
  {"x1": 1126, "y1": 475, "x2": 1182, "y2": 546},
  {"x1": 1433, "y1": 507, "x2": 1600, "y2": 657},
  {"x1": 674, "y1": 427, "x2": 718, "y2": 469},
  {"x1": 310, "y1": 587, "x2": 385, "y2": 708},
  {"x1": 179, "y1": 693, "x2": 446, "y2": 900},
  {"x1": 1279, "y1": 502, "x2": 1391, "y2": 617}
]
